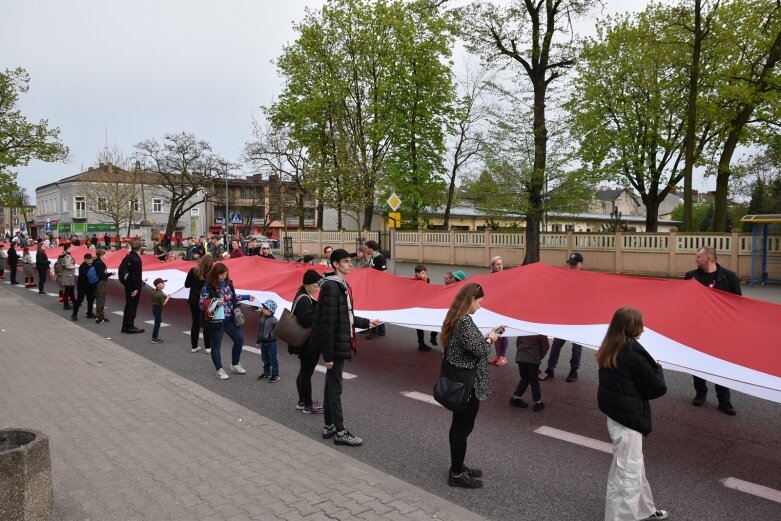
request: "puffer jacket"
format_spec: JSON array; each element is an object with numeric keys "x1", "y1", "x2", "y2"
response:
[
  {"x1": 597, "y1": 339, "x2": 667, "y2": 436},
  {"x1": 310, "y1": 275, "x2": 369, "y2": 362}
]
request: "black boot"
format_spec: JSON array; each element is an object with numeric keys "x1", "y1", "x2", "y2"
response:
[{"x1": 63, "y1": 302, "x2": 72, "y2": 310}]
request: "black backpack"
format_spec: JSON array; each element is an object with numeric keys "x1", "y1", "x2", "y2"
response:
[{"x1": 118, "y1": 255, "x2": 131, "y2": 286}]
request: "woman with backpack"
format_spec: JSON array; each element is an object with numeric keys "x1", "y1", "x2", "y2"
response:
[
  {"x1": 199, "y1": 262, "x2": 256, "y2": 380},
  {"x1": 290, "y1": 269, "x2": 323, "y2": 414},
  {"x1": 35, "y1": 244, "x2": 49, "y2": 294},
  {"x1": 185, "y1": 254, "x2": 214, "y2": 353}
]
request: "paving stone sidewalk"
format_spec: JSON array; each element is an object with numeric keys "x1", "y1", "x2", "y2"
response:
[{"x1": 0, "y1": 286, "x2": 486, "y2": 521}]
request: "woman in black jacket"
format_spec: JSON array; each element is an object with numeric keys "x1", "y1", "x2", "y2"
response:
[
  {"x1": 184, "y1": 254, "x2": 214, "y2": 353},
  {"x1": 35, "y1": 244, "x2": 50, "y2": 294},
  {"x1": 596, "y1": 307, "x2": 668, "y2": 521},
  {"x1": 290, "y1": 269, "x2": 322, "y2": 414}
]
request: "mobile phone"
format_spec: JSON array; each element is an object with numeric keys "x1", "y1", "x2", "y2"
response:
[{"x1": 493, "y1": 326, "x2": 505, "y2": 335}]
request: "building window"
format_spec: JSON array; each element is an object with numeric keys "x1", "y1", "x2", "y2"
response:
[
  {"x1": 565, "y1": 225, "x2": 575, "y2": 232},
  {"x1": 97, "y1": 198, "x2": 108, "y2": 211},
  {"x1": 73, "y1": 196, "x2": 86, "y2": 218},
  {"x1": 63, "y1": 197, "x2": 67, "y2": 212},
  {"x1": 131, "y1": 200, "x2": 140, "y2": 212},
  {"x1": 190, "y1": 207, "x2": 200, "y2": 216},
  {"x1": 551, "y1": 224, "x2": 561, "y2": 232},
  {"x1": 152, "y1": 198, "x2": 162, "y2": 213}
]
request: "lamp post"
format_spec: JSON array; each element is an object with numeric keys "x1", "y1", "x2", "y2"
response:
[{"x1": 222, "y1": 162, "x2": 229, "y2": 248}]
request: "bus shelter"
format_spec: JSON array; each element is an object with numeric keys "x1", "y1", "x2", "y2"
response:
[{"x1": 740, "y1": 214, "x2": 781, "y2": 286}]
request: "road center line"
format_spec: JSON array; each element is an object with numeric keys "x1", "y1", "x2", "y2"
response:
[
  {"x1": 402, "y1": 391, "x2": 441, "y2": 406},
  {"x1": 534, "y1": 426, "x2": 613, "y2": 454},
  {"x1": 314, "y1": 364, "x2": 357, "y2": 380},
  {"x1": 721, "y1": 477, "x2": 781, "y2": 504}
]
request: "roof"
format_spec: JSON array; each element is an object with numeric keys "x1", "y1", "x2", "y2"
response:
[
  {"x1": 35, "y1": 164, "x2": 165, "y2": 191},
  {"x1": 595, "y1": 188, "x2": 627, "y2": 201},
  {"x1": 740, "y1": 214, "x2": 781, "y2": 224}
]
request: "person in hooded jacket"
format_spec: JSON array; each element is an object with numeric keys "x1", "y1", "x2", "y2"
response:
[{"x1": 596, "y1": 307, "x2": 668, "y2": 521}]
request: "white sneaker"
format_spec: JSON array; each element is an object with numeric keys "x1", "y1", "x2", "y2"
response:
[
  {"x1": 216, "y1": 368, "x2": 229, "y2": 380},
  {"x1": 230, "y1": 364, "x2": 247, "y2": 374},
  {"x1": 191, "y1": 346, "x2": 203, "y2": 353},
  {"x1": 205, "y1": 348, "x2": 211, "y2": 354}
]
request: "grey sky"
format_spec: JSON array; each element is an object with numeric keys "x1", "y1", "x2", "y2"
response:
[{"x1": 3, "y1": 0, "x2": 702, "y2": 200}]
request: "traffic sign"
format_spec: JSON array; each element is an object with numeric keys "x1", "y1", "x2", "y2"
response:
[
  {"x1": 44, "y1": 222, "x2": 52, "y2": 233},
  {"x1": 46, "y1": 217, "x2": 51, "y2": 223},
  {"x1": 230, "y1": 213, "x2": 242, "y2": 224},
  {"x1": 215, "y1": 217, "x2": 225, "y2": 225},
  {"x1": 388, "y1": 212, "x2": 401, "y2": 228},
  {"x1": 386, "y1": 193, "x2": 401, "y2": 212}
]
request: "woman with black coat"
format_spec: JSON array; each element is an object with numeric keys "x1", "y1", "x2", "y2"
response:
[
  {"x1": 290, "y1": 269, "x2": 322, "y2": 414},
  {"x1": 35, "y1": 244, "x2": 49, "y2": 294},
  {"x1": 184, "y1": 254, "x2": 214, "y2": 353},
  {"x1": 596, "y1": 307, "x2": 668, "y2": 521}
]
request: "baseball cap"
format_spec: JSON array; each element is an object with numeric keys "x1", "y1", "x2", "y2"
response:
[
  {"x1": 329, "y1": 248, "x2": 356, "y2": 266},
  {"x1": 153, "y1": 278, "x2": 167, "y2": 286},
  {"x1": 568, "y1": 252, "x2": 584, "y2": 265},
  {"x1": 303, "y1": 269, "x2": 322, "y2": 285},
  {"x1": 451, "y1": 270, "x2": 467, "y2": 281}
]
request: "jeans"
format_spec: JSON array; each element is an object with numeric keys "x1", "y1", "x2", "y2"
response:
[
  {"x1": 209, "y1": 318, "x2": 245, "y2": 370},
  {"x1": 37, "y1": 267, "x2": 47, "y2": 293},
  {"x1": 514, "y1": 362, "x2": 541, "y2": 402},
  {"x1": 547, "y1": 338, "x2": 582, "y2": 371},
  {"x1": 123, "y1": 287, "x2": 141, "y2": 329},
  {"x1": 260, "y1": 340, "x2": 279, "y2": 377},
  {"x1": 323, "y1": 358, "x2": 345, "y2": 431},
  {"x1": 188, "y1": 302, "x2": 211, "y2": 350},
  {"x1": 72, "y1": 286, "x2": 96, "y2": 316},
  {"x1": 449, "y1": 392, "x2": 480, "y2": 474},
  {"x1": 297, "y1": 358, "x2": 318, "y2": 406},
  {"x1": 152, "y1": 306, "x2": 163, "y2": 339},
  {"x1": 693, "y1": 376, "x2": 731, "y2": 404}
]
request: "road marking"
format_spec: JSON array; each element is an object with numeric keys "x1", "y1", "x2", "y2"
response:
[
  {"x1": 112, "y1": 311, "x2": 124, "y2": 316},
  {"x1": 182, "y1": 330, "x2": 204, "y2": 339},
  {"x1": 402, "y1": 391, "x2": 441, "y2": 406},
  {"x1": 721, "y1": 477, "x2": 781, "y2": 504},
  {"x1": 534, "y1": 426, "x2": 613, "y2": 454},
  {"x1": 144, "y1": 320, "x2": 169, "y2": 327},
  {"x1": 47, "y1": 292, "x2": 59, "y2": 297},
  {"x1": 314, "y1": 364, "x2": 357, "y2": 380},
  {"x1": 242, "y1": 345, "x2": 261, "y2": 355}
]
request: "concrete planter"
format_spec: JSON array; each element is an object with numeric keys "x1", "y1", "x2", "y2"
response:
[{"x1": 0, "y1": 428, "x2": 53, "y2": 521}]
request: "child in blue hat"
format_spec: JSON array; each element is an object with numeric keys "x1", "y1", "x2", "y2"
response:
[{"x1": 256, "y1": 299, "x2": 280, "y2": 382}]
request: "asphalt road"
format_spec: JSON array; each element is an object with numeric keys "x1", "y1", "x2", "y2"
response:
[{"x1": 8, "y1": 276, "x2": 781, "y2": 521}]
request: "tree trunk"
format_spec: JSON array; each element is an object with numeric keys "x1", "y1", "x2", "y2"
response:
[
  {"x1": 682, "y1": 0, "x2": 703, "y2": 232},
  {"x1": 643, "y1": 191, "x2": 660, "y2": 232},
  {"x1": 362, "y1": 204, "x2": 374, "y2": 230},
  {"x1": 524, "y1": 74, "x2": 547, "y2": 265},
  {"x1": 444, "y1": 168, "x2": 456, "y2": 229},
  {"x1": 713, "y1": 105, "x2": 753, "y2": 231}
]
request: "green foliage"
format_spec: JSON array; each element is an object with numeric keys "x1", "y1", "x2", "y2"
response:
[
  {"x1": 0, "y1": 67, "x2": 68, "y2": 198},
  {"x1": 671, "y1": 203, "x2": 713, "y2": 231},
  {"x1": 272, "y1": 0, "x2": 456, "y2": 229}
]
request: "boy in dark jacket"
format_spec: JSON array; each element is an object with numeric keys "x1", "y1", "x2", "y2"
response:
[
  {"x1": 256, "y1": 299, "x2": 280, "y2": 382},
  {"x1": 311, "y1": 249, "x2": 380, "y2": 446},
  {"x1": 509, "y1": 334, "x2": 550, "y2": 411},
  {"x1": 71, "y1": 253, "x2": 97, "y2": 321}
]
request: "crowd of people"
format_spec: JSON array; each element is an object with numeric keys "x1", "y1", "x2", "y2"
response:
[{"x1": 1, "y1": 234, "x2": 743, "y2": 520}]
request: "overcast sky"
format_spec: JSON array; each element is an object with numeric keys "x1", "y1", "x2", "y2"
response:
[{"x1": 2, "y1": 0, "x2": 693, "y2": 200}]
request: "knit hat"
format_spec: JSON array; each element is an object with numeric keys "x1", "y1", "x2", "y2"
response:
[
  {"x1": 302, "y1": 254, "x2": 316, "y2": 264},
  {"x1": 303, "y1": 269, "x2": 322, "y2": 285},
  {"x1": 329, "y1": 248, "x2": 356, "y2": 266},
  {"x1": 261, "y1": 299, "x2": 278, "y2": 315},
  {"x1": 451, "y1": 270, "x2": 466, "y2": 281}
]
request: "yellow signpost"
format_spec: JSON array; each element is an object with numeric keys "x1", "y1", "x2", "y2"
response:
[{"x1": 388, "y1": 212, "x2": 401, "y2": 228}]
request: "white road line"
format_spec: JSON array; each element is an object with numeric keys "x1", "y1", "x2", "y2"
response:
[
  {"x1": 721, "y1": 477, "x2": 781, "y2": 504},
  {"x1": 112, "y1": 311, "x2": 124, "y2": 316},
  {"x1": 534, "y1": 426, "x2": 613, "y2": 454},
  {"x1": 47, "y1": 292, "x2": 59, "y2": 297},
  {"x1": 314, "y1": 364, "x2": 357, "y2": 380},
  {"x1": 28, "y1": 288, "x2": 39, "y2": 292},
  {"x1": 182, "y1": 330, "x2": 204, "y2": 339},
  {"x1": 242, "y1": 345, "x2": 262, "y2": 355},
  {"x1": 143, "y1": 320, "x2": 170, "y2": 327},
  {"x1": 402, "y1": 391, "x2": 441, "y2": 407}
]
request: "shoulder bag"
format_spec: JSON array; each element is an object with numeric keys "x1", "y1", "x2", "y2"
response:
[
  {"x1": 275, "y1": 294, "x2": 312, "y2": 348},
  {"x1": 230, "y1": 284, "x2": 245, "y2": 326},
  {"x1": 433, "y1": 351, "x2": 477, "y2": 413}
]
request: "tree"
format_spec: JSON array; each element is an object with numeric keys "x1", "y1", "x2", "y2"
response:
[
  {"x1": 705, "y1": 0, "x2": 781, "y2": 231},
  {"x1": 568, "y1": 5, "x2": 711, "y2": 231},
  {"x1": 0, "y1": 67, "x2": 68, "y2": 198},
  {"x1": 273, "y1": 0, "x2": 455, "y2": 230},
  {"x1": 461, "y1": 0, "x2": 599, "y2": 263},
  {"x1": 135, "y1": 133, "x2": 221, "y2": 237},
  {"x1": 83, "y1": 148, "x2": 141, "y2": 240}
]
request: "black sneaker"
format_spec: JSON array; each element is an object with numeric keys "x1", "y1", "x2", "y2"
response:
[
  {"x1": 642, "y1": 509, "x2": 669, "y2": 520},
  {"x1": 85, "y1": 313, "x2": 96, "y2": 319},
  {"x1": 96, "y1": 317, "x2": 110, "y2": 324},
  {"x1": 463, "y1": 465, "x2": 483, "y2": 478},
  {"x1": 70, "y1": 315, "x2": 77, "y2": 321},
  {"x1": 541, "y1": 368, "x2": 554, "y2": 381},
  {"x1": 257, "y1": 373, "x2": 269, "y2": 381},
  {"x1": 334, "y1": 430, "x2": 363, "y2": 446},
  {"x1": 533, "y1": 401, "x2": 545, "y2": 412},
  {"x1": 448, "y1": 472, "x2": 483, "y2": 489},
  {"x1": 268, "y1": 375, "x2": 280, "y2": 383},
  {"x1": 322, "y1": 424, "x2": 337, "y2": 439},
  {"x1": 718, "y1": 402, "x2": 736, "y2": 416},
  {"x1": 692, "y1": 393, "x2": 706, "y2": 406},
  {"x1": 430, "y1": 334, "x2": 438, "y2": 346},
  {"x1": 418, "y1": 343, "x2": 432, "y2": 352},
  {"x1": 296, "y1": 401, "x2": 305, "y2": 410},
  {"x1": 509, "y1": 396, "x2": 528, "y2": 408},
  {"x1": 566, "y1": 369, "x2": 578, "y2": 382}
]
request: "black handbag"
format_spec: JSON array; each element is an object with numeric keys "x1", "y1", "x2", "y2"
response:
[{"x1": 433, "y1": 358, "x2": 476, "y2": 412}]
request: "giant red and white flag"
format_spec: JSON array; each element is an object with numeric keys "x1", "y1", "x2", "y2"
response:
[{"x1": 49, "y1": 246, "x2": 781, "y2": 403}]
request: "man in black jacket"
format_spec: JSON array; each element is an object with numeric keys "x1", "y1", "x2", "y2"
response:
[
  {"x1": 121, "y1": 241, "x2": 146, "y2": 334},
  {"x1": 311, "y1": 248, "x2": 379, "y2": 446},
  {"x1": 7, "y1": 241, "x2": 19, "y2": 284},
  {"x1": 71, "y1": 253, "x2": 97, "y2": 321},
  {"x1": 684, "y1": 246, "x2": 741, "y2": 415}
]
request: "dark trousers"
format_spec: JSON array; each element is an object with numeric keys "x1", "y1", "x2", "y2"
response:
[
  {"x1": 122, "y1": 287, "x2": 141, "y2": 329},
  {"x1": 208, "y1": 318, "x2": 244, "y2": 370},
  {"x1": 9, "y1": 262, "x2": 17, "y2": 284},
  {"x1": 188, "y1": 302, "x2": 211, "y2": 350},
  {"x1": 323, "y1": 358, "x2": 345, "y2": 431},
  {"x1": 693, "y1": 376, "x2": 731, "y2": 404},
  {"x1": 62, "y1": 285, "x2": 75, "y2": 303},
  {"x1": 152, "y1": 306, "x2": 163, "y2": 339},
  {"x1": 95, "y1": 281, "x2": 107, "y2": 318},
  {"x1": 449, "y1": 393, "x2": 480, "y2": 474},
  {"x1": 72, "y1": 286, "x2": 96, "y2": 316},
  {"x1": 297, "y1": 358, "x2": 318, "y2": 406},
  {"x1": 547, "y1": 338, "x2": 582, "y2": 370},
  {"x1": 37, "y1": 267, "x2": 47, "y2": 293},
  {"x1": 514, "y1": 362, "x2": 541, "y2": 402}
]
